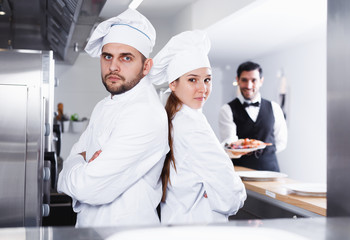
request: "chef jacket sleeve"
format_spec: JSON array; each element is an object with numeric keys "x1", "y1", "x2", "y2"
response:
[
  {"x1": 218, "y1": 104, "x2": 238, "y2": 144},
  {"x1": 57, "y1": 118, "x2": 92, "y2": 202},
  {"x1": 186, "y1": 121, "x2": 246, "y2": 216},
  {"x1": 57, "y1": 103, "x2": 168, "y2": 205},
  {"x1": 57, "y1": 103, "x2": 98, "y2": 194}
]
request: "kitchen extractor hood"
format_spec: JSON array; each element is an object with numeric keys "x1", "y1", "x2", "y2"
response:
[{"x1": 0, "y1": 0, "x2": 106, "y2": 64}]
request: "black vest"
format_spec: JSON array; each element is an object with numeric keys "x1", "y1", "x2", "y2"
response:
[{"x1": 228, "y1": 98, "x2": 279, "y2": 171}]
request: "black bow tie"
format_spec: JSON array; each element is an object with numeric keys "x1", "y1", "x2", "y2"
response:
[{"x1": 243, "y1": 101, "x2": 260, "y2": 108}]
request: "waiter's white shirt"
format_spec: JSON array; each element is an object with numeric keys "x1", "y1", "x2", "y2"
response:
[
  {"x1": 218, "y1": 93, "x2": 287, "y2": 153},
  {"x1": 161, "y1": 105, "x2": 246, "y2": 224},
  {"x1": 57, "y1": 77, "x2": 169, "y2": 227}
]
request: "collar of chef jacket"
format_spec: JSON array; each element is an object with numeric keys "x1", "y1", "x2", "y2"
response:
[
  {"x1": 179, "y1": 104, "x2": 211, "y2": 125},
  {"x1": 181, "y1": 104, "x2": 203, "y2": 114}
]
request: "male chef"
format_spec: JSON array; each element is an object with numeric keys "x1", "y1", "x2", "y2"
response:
[
  {"x1": 57, "y1": 8, "x2": 169, "y2": 227},
  {"x1": 218, "y1": 61, "x2": 287, "y2": 171}
]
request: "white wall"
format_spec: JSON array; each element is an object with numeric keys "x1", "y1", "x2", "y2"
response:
[
  {"x1": 204, "y1": 37, "x2": 327, "y2": 184},
  {"x1": 54, "y1": 53, "x2": 105, "y2": 159},
  {"x1": 191, "y1": 0, "x2": 255, "y2": 30},
  {"x1": 256, "y1": 38, "x2": 327, "y2": 184},
  {"x1": 173, "y1": 0, "x2": 256, "y2": 33},
  {"x1": 147, "y1": 16, "x2": 174, "y2": 56}
]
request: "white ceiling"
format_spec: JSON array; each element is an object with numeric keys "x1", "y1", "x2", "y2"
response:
[
  {"x1": 100, "y1": 0, "x2": 197, "y2": 19},
  {"x1": 207, "y1": 0, "x2": 327, "y2": 62},
  {"x1": 99, "y1": 0, "x2": 327, "y2": 62}
]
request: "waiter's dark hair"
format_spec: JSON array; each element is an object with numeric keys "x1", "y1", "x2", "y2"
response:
[
  {"x1": 236, "y1": 61, "x2": 263, "y2": 78},
  {"x1": 161, "y1": 85, "x2": 181, "y2": 202}
]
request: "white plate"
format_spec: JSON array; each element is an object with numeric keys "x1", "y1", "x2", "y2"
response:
[
  {"x1": 237, "y1": 171, "x2": 288, "y2": 181},
  {"x1": 225, "y1": 144, "x2": 266, "y2": 153},
  {"x1": 284, "y1": 183, "x2": 327, "y2": 196}
]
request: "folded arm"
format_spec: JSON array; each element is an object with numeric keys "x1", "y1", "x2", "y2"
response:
[
  {"x1": 57, "y1": 106, "x2": 168, "y2": 205},
  {"x1": 187, "y1": 123, "x2": 246, "y2": 216}
]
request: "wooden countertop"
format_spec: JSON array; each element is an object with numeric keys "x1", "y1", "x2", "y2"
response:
[{"x1": 234, "y1": 166, "x2": 327, "y2": 216}]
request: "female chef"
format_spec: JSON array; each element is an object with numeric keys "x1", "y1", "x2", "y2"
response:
[{"x1": 149, "y1": 30, "x2": 247, "y2": 224}]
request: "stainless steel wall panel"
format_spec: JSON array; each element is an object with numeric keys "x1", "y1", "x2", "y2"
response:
[
  {"x1": 327, "y1": 0, "x2": 350, "y2": 216},
  {"x1": 25, "y1": 69, "x2": 44, "y2": 226},
  {"x1": 0, "y1": 85, "x2": 27, "y2": 226},
  {"x1": 0, "y1": 49, "x2": 54, "y2": 227},
  {"x1": 0, "y1": 50, "x2": 43, "y2": 86}
]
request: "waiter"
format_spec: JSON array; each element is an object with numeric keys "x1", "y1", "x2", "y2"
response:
[
  {"x1": 57, "y1": 9, "x2": 169, "y2": 227},
  {"x1": 218, "y1": 61, "x2": 287, "y2": 171}
]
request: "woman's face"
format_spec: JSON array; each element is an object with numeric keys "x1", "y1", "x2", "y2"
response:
[{"x1": 169, "y1": 67, "x2": 212, "y2": 109}]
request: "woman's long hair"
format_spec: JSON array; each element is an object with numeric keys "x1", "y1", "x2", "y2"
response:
[{"x1": 161, "y1": 89, "x2": 182, "y2": 202}]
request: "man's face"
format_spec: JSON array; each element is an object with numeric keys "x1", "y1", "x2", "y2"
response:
[
  {"x1": 236, "y1": 69, "x2": 264, "y2": 100},
  {"x1": 100, "y1": 43, "x2": 150, "y2": 96}
]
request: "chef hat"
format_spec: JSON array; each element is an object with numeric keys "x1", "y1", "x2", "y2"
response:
[
  {"x1": 149, "y1": 30, "x2": 211, "y2": 86},
  {"x1": 85, "y1": 8, "x2": 156, "y2": 58}
]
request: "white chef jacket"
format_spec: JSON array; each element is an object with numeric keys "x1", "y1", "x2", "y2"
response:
[
  {"x1": 218, "y1": 93, "x2": 287, "y2": 153},
  {"x1": 161, "y1": 105, "x2": 246, "y2": 224},
  {"x1": 57, "y1": 76, "x2": 169, "y2": 227}
]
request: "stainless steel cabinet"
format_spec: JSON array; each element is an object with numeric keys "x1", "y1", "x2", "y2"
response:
[{"x1": 0, "y1": 50, "x2": 55, "y2": 227}]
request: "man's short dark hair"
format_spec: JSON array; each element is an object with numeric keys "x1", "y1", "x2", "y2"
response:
[
  {"x1": 236, "y1": 61, "x2": 263, "y2": 79},
  {"x1": 141, "y1": 54, "x2": 147, "y2": 64}
]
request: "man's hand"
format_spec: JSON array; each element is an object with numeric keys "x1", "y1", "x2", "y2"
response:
[
  {"x1": 79, "y1": 150, "x2": 102, "y2": 163},
  {"x1": 79, "y1": 151, "x2": 87, "y2": 160},
  {"x1": 88, "y1": 150, "x2": 102, "y2": 163}
]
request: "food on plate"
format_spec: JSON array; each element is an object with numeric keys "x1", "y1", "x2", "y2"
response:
[{"x1": 224, "y1": 138, "x2": 272, "y2": 150}]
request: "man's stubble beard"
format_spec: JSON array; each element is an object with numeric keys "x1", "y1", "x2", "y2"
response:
[{"x1": 102, "y1": 67, "x2": 145, "y2": 96}]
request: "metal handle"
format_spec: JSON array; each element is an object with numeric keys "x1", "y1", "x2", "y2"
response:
[
  {"x1": 45, "y1": 152, "x2": 58, "y2": 190},
  {"x1": 43, "y1": 166, "x2": 51, "y2": 181},
  {"x1": 42, "y1": 204, "x2": 50, "y2": 217},
  {"x1": 53, "y1": 124, "x2": 61, "y2": 157},
  {"x1": 44, "y1": 123, "x2": 50, "y2": 136},
  {"x1": 43, "y1": 160, "x2": 51, "y2": 213}
]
